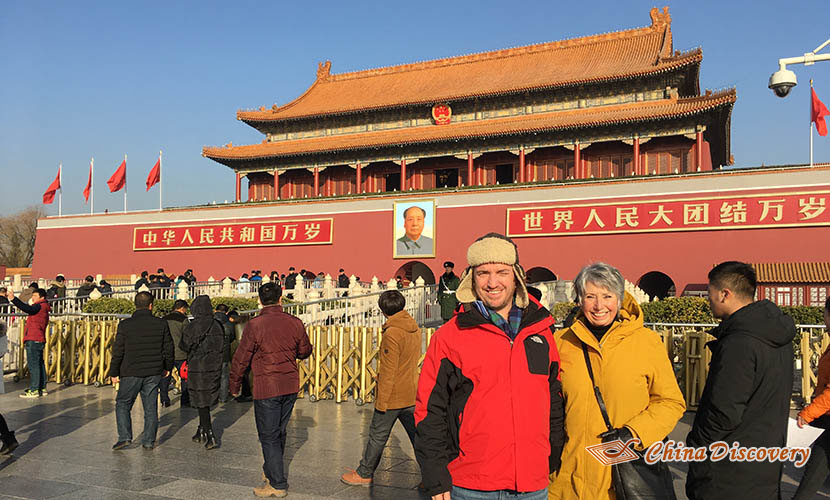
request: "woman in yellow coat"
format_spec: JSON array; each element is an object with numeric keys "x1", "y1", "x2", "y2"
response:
[{"x1": 549, "y1": 263, "x2": 686, "y2": 499}]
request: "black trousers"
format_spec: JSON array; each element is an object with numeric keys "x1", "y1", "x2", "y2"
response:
[
  {"x1": 356, "y1": 406, "x2": 416, "y2": 478},
  {"x1": 793, "y1": 428, "x2": 830, "y2": 499},
  {"x1": 0, "y1": 413, "x2": 10, "y2": 437}
]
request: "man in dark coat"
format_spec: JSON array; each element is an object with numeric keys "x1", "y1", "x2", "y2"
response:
[
  {"x1": 156, "y1": 268, "x2": 172, "y2": 288},
  {"x1": 437, "y1": 261, "x2": 461, "y2": 322},
  {"x1": 134, "y1": 271, "x2": 150, "y2": 290},
  {"x1": 109, "y1": 291, "x2": 174, "y2": 450},
  {"x1": 76, "y1": 276, "x2": 97, "y2": 298},
  {"x1": 46, "y1": 275, "x2": 67, "y2": 300},
  {"x1": 181, "y1": 295, "x2": 224, "y2": 449},
  {"x1": 214, "y1": 303, "x2": 235, "y2": 403},
  {"x1": 160, "y1": 300, "x2": 189, "y2": 407},
  {"x1": 337, "y1": 269, "x2": 349, "y2": 289},
  {"x1": 230, "y1": 282, "x2": 312, "y2": 498},
  {"x1": 686, "y1": 261, "x2": 796, "y2": 500},
  {"x1": 284, "y1": 267, "x2": 297, "y2": 289}
]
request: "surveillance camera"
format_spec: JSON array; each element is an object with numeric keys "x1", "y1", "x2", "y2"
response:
[{"x1": 769, "y1": 68, "x2": 797, "y2": 98}]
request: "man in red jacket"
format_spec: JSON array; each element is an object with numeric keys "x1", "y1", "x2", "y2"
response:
[
  {"x1": 415, "y1": 233, "x2": 564, "y2": 500},
  {"x1": 5, "y1": 287, "x2": 50, "y2": 398},
  {"x1": 230, "y1": 282, "x2": 312, "y2": 498}
]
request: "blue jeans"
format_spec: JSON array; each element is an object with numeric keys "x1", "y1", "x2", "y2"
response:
[
  {"x1": 24, "y1": 341, "x2": 46, "y2": 393},
  {"x1": 254, "y1": 393, "x2": 297, "y2": 490},
  {"x1": 115, "y1": 375, "x2": 161, "y2": 446},
  {"x1": 451, "y1": 486, "x2": 547, "y2": 500}
]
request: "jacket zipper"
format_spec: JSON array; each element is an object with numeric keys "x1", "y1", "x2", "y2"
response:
[{"x1": 508, "y1": 334, "x2": 518, "y2": 490}]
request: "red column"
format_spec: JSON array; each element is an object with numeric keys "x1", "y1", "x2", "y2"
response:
[
  {"x1": 519, "y1": 148, "x2": 526, "y2": 183},
  {"x1": 356, "y1": 163, "x2": 362, "y2": 194},
  {"x1": 313, "y1": 167, "x2": 320, "y2": 197},
  {"x1": 467, "y1": 153, "x2": 473, "y2": 186},
  {"x1": 235, "y1": 173, "x2": 241, "y2": 202},
  {"x1": 633, "y1": 138, "x2": 640, "y2": 176},
  {"x1": 273, "y1": 170, "x2": 279, "y2": 199},
  {"x1": 400, "y1": 159, "x2": 407, "y2": 190},
  {"x1": 695, "y1": 131, "x2": 703, "y2": 172},
  {"x1": 574, "y1": 144, "x2": 581, "y2": 178}
]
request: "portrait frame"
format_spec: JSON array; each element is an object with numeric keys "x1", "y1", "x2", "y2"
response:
[{"x1": 393, "y1": 199, "x2": 436, "y2": 259}]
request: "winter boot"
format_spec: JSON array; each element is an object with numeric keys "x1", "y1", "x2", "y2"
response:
[
  {"x1": 204, "y1": 429, "x2": 218, "y2": 450},
  {"x1": 0, "y1": 431, "x2": 19, "y2": 455},
  {"x1": 191, "y1": 426, "x2": 206, "y2": 443}
]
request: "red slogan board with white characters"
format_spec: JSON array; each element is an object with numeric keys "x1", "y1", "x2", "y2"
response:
[
  {"x1": 133, "y1": 218, "x2": 333, "y2": 251},
  {"x1": 507, "y1": 190, "x2": 830, "y2": 237}
]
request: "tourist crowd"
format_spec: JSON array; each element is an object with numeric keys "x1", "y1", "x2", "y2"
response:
[{"x1": 0, "y1": 233, "x2": 820, "y2": 500}]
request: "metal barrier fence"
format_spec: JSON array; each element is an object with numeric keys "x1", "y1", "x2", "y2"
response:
[
  {"x1": 3, "y1": 317, "x2": 825, "y2": 408},
  {"x1": 645, "y1": 323, "x2": 827, "y2": 408},
  {"x1": 14, "y1": 275, "x2": 416, "y2": 316}
]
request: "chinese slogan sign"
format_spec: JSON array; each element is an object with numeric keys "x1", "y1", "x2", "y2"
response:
[
  {"x1": 133, "y1": 218, "x2": 333, "y2": 251},
  {"x1": 507, "y1": 191, "x2": 830, "y2": 238}
]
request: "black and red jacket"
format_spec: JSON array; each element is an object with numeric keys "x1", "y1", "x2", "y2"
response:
[{"x1": 414, "y1": 297, "x2": 565, "y2": 496}]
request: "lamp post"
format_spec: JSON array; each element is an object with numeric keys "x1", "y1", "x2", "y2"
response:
[{"x1": 769, "y1": 37, "x2": 830, "y2": 167}]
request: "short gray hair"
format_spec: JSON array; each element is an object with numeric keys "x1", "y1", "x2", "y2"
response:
[{"x1": 573, "y1": 262, "x2": 625, "y2": 306}]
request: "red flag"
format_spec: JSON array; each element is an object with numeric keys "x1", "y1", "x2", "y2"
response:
[
  {"x1": 146, "y1": 158, "x2": 160, "y2": 191},
  {"x1": 812, "y1": 88, "x2": 830, "y2": 137},
  {"x1": 83, "y1": 161, "x2": 92, "y2": 202},
  {"x1": 107, "y1": 160, "x2": 126, "y2": 192},
  {"x1": 43, "y1": 166, "x2": 61, "y2": 204}
]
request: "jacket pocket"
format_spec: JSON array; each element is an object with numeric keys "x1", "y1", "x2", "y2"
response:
[{"x1": 523, "y1": 334, "x2": 550, "y2": 375}]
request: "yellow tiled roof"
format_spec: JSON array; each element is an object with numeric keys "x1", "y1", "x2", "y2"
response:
[
  {"x1": 237, "y1": 7, "x2": 696, "y2": 122},
  {"x1": 753, "y1": 262, "x2": 830, "y2": 283}
]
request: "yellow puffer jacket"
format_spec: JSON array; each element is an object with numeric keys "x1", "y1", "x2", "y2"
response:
[{"x1": 548, "y1": 292, "x2": 686, "y2": 500}]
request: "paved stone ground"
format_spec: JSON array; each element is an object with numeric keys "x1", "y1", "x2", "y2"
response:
[{"x1": 0, "y1": 376, "x2": 827, "y2": 499}]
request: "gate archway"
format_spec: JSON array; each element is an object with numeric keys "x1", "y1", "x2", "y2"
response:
[
  {"x1": 526, "y1": 266, "x2": 558, "y2": 283},
  {"x1": 637, "y1": 271, "x2": 676, "y2": 299},
  {"x1": 394, "y1": 261, "x2": 436, "y2": 285}
]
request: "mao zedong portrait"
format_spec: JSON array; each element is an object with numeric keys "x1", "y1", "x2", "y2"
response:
[{"x1": 396, "y1": 206, "x2": 434, "y2": 256}]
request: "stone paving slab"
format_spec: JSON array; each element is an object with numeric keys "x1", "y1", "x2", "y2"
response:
[{"x1": 1, "y1": 375, "x2": 829, "y2": 499}]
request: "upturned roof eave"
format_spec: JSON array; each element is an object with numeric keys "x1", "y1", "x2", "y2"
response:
[
  {"x1": 236, "y1": 54, "x2": 702, "y2": 127},
  {"x1": 207, "y1": 91, "x2": 734, "y2": 164}
]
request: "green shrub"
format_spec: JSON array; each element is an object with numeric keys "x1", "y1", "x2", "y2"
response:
[
  {"x1": 83, "y1": 298, "x2": 135, "y2": 315},
  {"x1": 83, "y1": 296, "x2": 261, "y2": 317},
  {"x1": 551, "y1": 302, "x2": 577, "y2": 322},
  {"x1": 781, "y1": 305, "x2": 824, "y2": 325},
  {"x1": 210, "y1": 297, "x2": 260, "y2": 313},
  {"x1": 640, "y1": 297, "x2": 715, "y2": 324}
]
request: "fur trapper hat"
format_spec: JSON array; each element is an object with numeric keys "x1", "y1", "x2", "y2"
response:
[{"x1": 455, "y1": 232, "x2": 528, "y2": 308}]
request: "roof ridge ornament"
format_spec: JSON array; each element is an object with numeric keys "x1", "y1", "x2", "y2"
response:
[
  {"x1": 317, "y1": 61, "x2": 332, "y2": 81},
  {"x1": 649, "y1": 6, "x2": 671, "y2": 28}
]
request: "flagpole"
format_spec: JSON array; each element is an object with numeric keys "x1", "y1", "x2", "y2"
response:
[
  {"x1": 811, "y1": 79, "x2": 815, "y2": 167},
  {"x1": 90, "y1": 157, "x2": 94, "y2": 215},
  {"x1": 58, "y1": 163, "x2": 62, "y2": 217},
  {"x1": 124, "y1": 154, "x2": 128, "y2": 212},
  {"x1": 159, "y1": 150, "x2": 163, "y2": 211}
]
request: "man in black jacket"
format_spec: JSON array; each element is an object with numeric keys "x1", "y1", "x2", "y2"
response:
[
  {"x1": 214, "y1": 303, "x2": 235, "y2": 403},
  {"x1": 337, "y1": 269, "x2": 349, "y2": 289},
  {"x1": 284, "y1": 267, "x2": 298, "y2": 291},
  {"x1": 76, "y1": 276, "x2": 97, "y2": 298},
  {"x1": 686, "y1": 261, "x2": 796, "y2": 500},
  {"x1": 109, "y1": 291, "x2": 174, "y2": 451},
  {"x1": 134, "y1": 271, "x2": 150, "y2": 290},
  {"x1": 160, "y1": 300, "x2": 190, "y2": 407}
]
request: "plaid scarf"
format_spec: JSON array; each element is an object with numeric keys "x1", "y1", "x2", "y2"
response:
[{"x1": 474, "y1": 301, "x2": 523, "y2": 340}]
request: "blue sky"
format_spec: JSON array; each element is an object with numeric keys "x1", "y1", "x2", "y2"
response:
[{"x1": 1, "y1": 0, "x2": 829, "y2": 216}]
